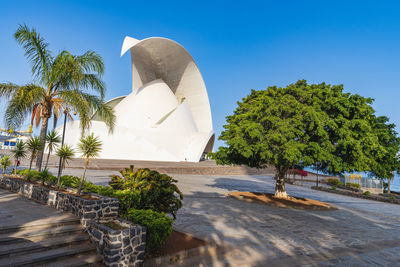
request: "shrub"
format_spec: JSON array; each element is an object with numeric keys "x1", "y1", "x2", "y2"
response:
[
  {"x1": 18, "y1": 169, "x2": 41, "y2": 181},
  {"x1": 328, "y1": 179, "x2": 339, "y2": 185},
  {"x1": 125, "y1": 209, "x2": 173, "y2": 251},
  {"x1": 363, "y1": 191, "x2": 371, "y2": 196},
  {"x1": 59, "y1": 175, "x2": 81, "y2": 188},
  {"x1": 331, "y1": 186, "x2": 337, "y2": 190},
  {"x1": 112, "y1": 189, "x2": 141, "y2": 214},
  {"x1": 390, "y1": 196, "x2": 396, "y2": 200},
  {"x1": 346, "y1": 182, "x2": 361, "y2": 189},
  {"x1": 37, "y1": 169, "x2": 56, "y2": 185},
  {"x1": 338, "y1": 182, "x2": 344, "y2": 186},
  {"x1": 109, "y1": 166, "x2": 183, "y2": 218}
]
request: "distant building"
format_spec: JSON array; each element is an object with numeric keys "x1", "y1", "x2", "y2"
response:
[
  {"x1": 0, "y1": 135, "x2": 29, "y2": 150},
  {"x1": 56, "y1": 36, "x2": 214, "y2": 162}
]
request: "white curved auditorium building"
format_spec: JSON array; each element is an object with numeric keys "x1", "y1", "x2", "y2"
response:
[{"x1": 57, "y1": 36, "x2": 214, "y2": 162}]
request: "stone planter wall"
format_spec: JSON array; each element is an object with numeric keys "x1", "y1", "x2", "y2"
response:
[
  {"x1": 0, "y1": 175, "x2": 148, "y2": 266},
  {"x1": 0, "y1": 176, "x2": 119, "y2": 223},
  {"x1": 87, "y1": 219, "x2": 146, "y2": 267}
]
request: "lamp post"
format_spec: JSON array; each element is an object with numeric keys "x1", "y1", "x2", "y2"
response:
[{"x1": 57, "y1": 108, "x2": 69, "y2": 178}]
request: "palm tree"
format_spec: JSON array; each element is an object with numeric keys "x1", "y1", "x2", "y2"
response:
[
  {"x1": 26, "y1": 136, "x2": 44, "y2": 172},
  {"x1": 0, "y1": 24, "x2": 115, "y2": 171},
  {"x1": 11, "y1": 140, "x2": 27, "y2": 175},
  {"x1": 56, "y1": 144, "x2": 75, "y2": 185},
  {"x1": 0, "y1": 155, "x2": 12, "y2": 174},
  {"x1": 77, "y1": 134, "x2": 102, "y2": 194},
  {"x1": 44, "y1": 130, "x2": 61, "y2": 169}
]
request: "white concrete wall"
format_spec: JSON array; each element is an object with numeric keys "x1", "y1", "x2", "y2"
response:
[{"x1": 56, "y1": 36, "x2": 214, "y2": 162}]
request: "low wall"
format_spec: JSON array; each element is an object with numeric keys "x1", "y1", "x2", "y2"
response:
[
  {"x1": 0, "y1": 175, "x2": 119, "y2": 224},
  {"x1": 0, "y1": 175, "x2": 147, "y2": 266},
  {"x1": 313, "y1": 186, "x2": 400, "y2": 204},
  {"x1": 87, "y1": 218, "x2": 146, "y2": 266}
]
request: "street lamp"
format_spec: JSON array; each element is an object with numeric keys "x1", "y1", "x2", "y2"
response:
[{"x1": 57, "y1": 108, "x2": 75, "y2": 178}]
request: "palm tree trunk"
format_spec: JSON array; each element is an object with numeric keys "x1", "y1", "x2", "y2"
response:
[
  {"x1": 56, "y1": 158, "x2": 65, "y2": 187},
  {"x1": 388, "y1": 178, "x2": 392, "y2": 194},
  {"x1": 45, "y1": 149, "x2": 51, "y2": 169},
  {"x1": 14, "y1": 160, "x2": 17, "y2": 175},
  {"x1": 29, "y1": 157, "x2": 33, "y2": 172},
  {"x1": 36, "y1": 116, "x2": 49, "y2": 171},
  {"x1": 77, "y1": 159, "x2": 88, "y2": 195}
]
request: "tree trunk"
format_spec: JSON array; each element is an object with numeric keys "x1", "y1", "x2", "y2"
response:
[
  {"x1": 14, "y1": 160, "x2": 17, "y2": 175},
  {"x1": 388, "y1": 177, "x2": 392, "y2": 194},
  {"x1": 29, "y1": 157, "x2": 33, "y2": 172},
  {"x1": 56, "y1": 158, "x2": 65, "y2": 187},
  {"x1": 45, "y1": 149, "x2": 51, "y2": 169},
  {"x1": 77, "y1": 159, "x2": 88, "y2": 195},
  {"x1": 36, "y1": 116, "x2": 49, "y2": 171},
  {"x1": 316, "y1": 170, "x2": 319, "y2": 187},
  {"x1": 274, "y1": 168, "x2": 288, "y2": 199}
]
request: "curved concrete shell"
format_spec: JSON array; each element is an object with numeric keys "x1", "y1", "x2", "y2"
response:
[{"x1": 56, "y1": 36, "x2": 214, "y2": 162}]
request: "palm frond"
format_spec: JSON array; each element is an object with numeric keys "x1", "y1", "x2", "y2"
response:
[
  {"x1": 4, "y1": 84, "x2": 45, "y2": 128},
  {"x1": 11, "y1": 141, "x2": 27, "y2": 159},
  {"x1": 74, "y1": 51, "x2": 105, "y2": 76},
  {"x1": 57, "y1": 89, "x2": 114, "y2": 134},
  {"x1": 0, "y1": 83, "x2": 20, "y2": 98},
  {"x1": 14, "y1": 24, "x2": 53, "y2": 82},
  {"x1": 93, "y1": 102, "x2": 116, "y2": 133},
  {"x1": 77, "y1": 133, "x2": 102, "y2": 160}
]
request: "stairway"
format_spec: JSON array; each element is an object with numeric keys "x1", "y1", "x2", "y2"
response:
[{"x1": 0, "y1": 217, "x2": 103, "y2": 267}]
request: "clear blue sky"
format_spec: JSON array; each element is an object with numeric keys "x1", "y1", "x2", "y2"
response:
[{"x1": 1, "y1": 0, "x2": 400, "y2": 149}]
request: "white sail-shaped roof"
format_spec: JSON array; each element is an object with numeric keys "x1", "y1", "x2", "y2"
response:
[{"x1": 56, "y1": 36, "x2": 214, "y2": 162}]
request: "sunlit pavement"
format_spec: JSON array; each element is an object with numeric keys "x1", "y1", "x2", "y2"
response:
[{"x1": 48, "y1": 168, "x2": 400, "y2": 266}]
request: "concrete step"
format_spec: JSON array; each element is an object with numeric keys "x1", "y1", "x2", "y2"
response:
[
  {"x1": 0, "y1": 243, "x2": 97, "y2": 267},
  {"x1": 0, "y1": 218, "x2": 80, "y2": 234},
  {"x1": 0, "y1": 233, "x2": 90, "y2": 258},
  {"x1": 0, "y1": 224, "x2": 85, "y2": 245},
  {"x1": 0, "y1": 218, "x2": 81, "y2": 234},
  {"x1": 43, "y1": 252, "x2": 104, "y2": 267}
]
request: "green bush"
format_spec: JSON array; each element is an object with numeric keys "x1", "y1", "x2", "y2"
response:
[
  {"x1": 331, "y1": 186, "x2": 337, "y2": 190},
  {"x1": 18, "y1": 169, "x2": 41, "y2": 181},
  {"x1": 37, "y1": 169, "x2": 55, "y2": 185},
  {"x1": 338, "y1": 182, "x2": 344, "y2": 186},
  {"x1": 363, "y1": 191, "x2": 371, "y2": 196},
  {"x1": 328, "y1": 179, "x2": 339, "y2": 185},
  {"x1": 346, "y1": 182, "x2": 361, "y2": 189},
  {"x1": 109, "y1": 166, "x2": 183, "y2": 218},
  {"x1": 112, "y1": 189, "x2": 141, "y2": 214},
  {"x1": 125, "y1": 209, "x2": 173, "y2": 251}
]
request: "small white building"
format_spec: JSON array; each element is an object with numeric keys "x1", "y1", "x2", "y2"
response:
[{"x1": 0, "y1": 135, "x2": 29, "y2": 150}]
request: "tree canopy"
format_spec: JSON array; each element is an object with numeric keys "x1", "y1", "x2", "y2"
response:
[{"x1": 212, "y1": 80, "x2": 399, "y2": 197}]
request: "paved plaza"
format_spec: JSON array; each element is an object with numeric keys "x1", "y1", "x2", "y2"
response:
[
  {"x1": 52, "y1": 168, "x2": 400, "y2": 266},
  {"x1": 6, "y1": 168, "x2": 400, "y2": 266}
]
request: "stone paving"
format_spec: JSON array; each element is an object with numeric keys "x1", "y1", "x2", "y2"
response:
[
  {"x1": 44, "y1": 169, "x2": 400, "y2": 266},
  {"x1": 170, "y1": 174, "x2": 400, "y2": 266},
  {"x1": 0, "y1": 188, "x2": 78, "y2": 229}
]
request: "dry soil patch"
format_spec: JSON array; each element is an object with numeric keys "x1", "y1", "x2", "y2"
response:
[{"x1": 229, "y1": 191, "x2": 335, "y2": 210}]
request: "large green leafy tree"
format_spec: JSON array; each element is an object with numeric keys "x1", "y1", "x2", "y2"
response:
[
  {"x1": 0, "y1": 24, "x2": 115, "y2": 171},
  {"x1": 368, "y1": 116, "x2": 400, "y2": 193},
  {"x1": 213, "y1": 80, "x2": 390, "y2": 198}
]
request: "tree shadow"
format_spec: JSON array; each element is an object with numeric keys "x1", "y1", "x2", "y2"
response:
[{"x1": 173, "y1": 177, "x2": 400, "y2": 266}]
